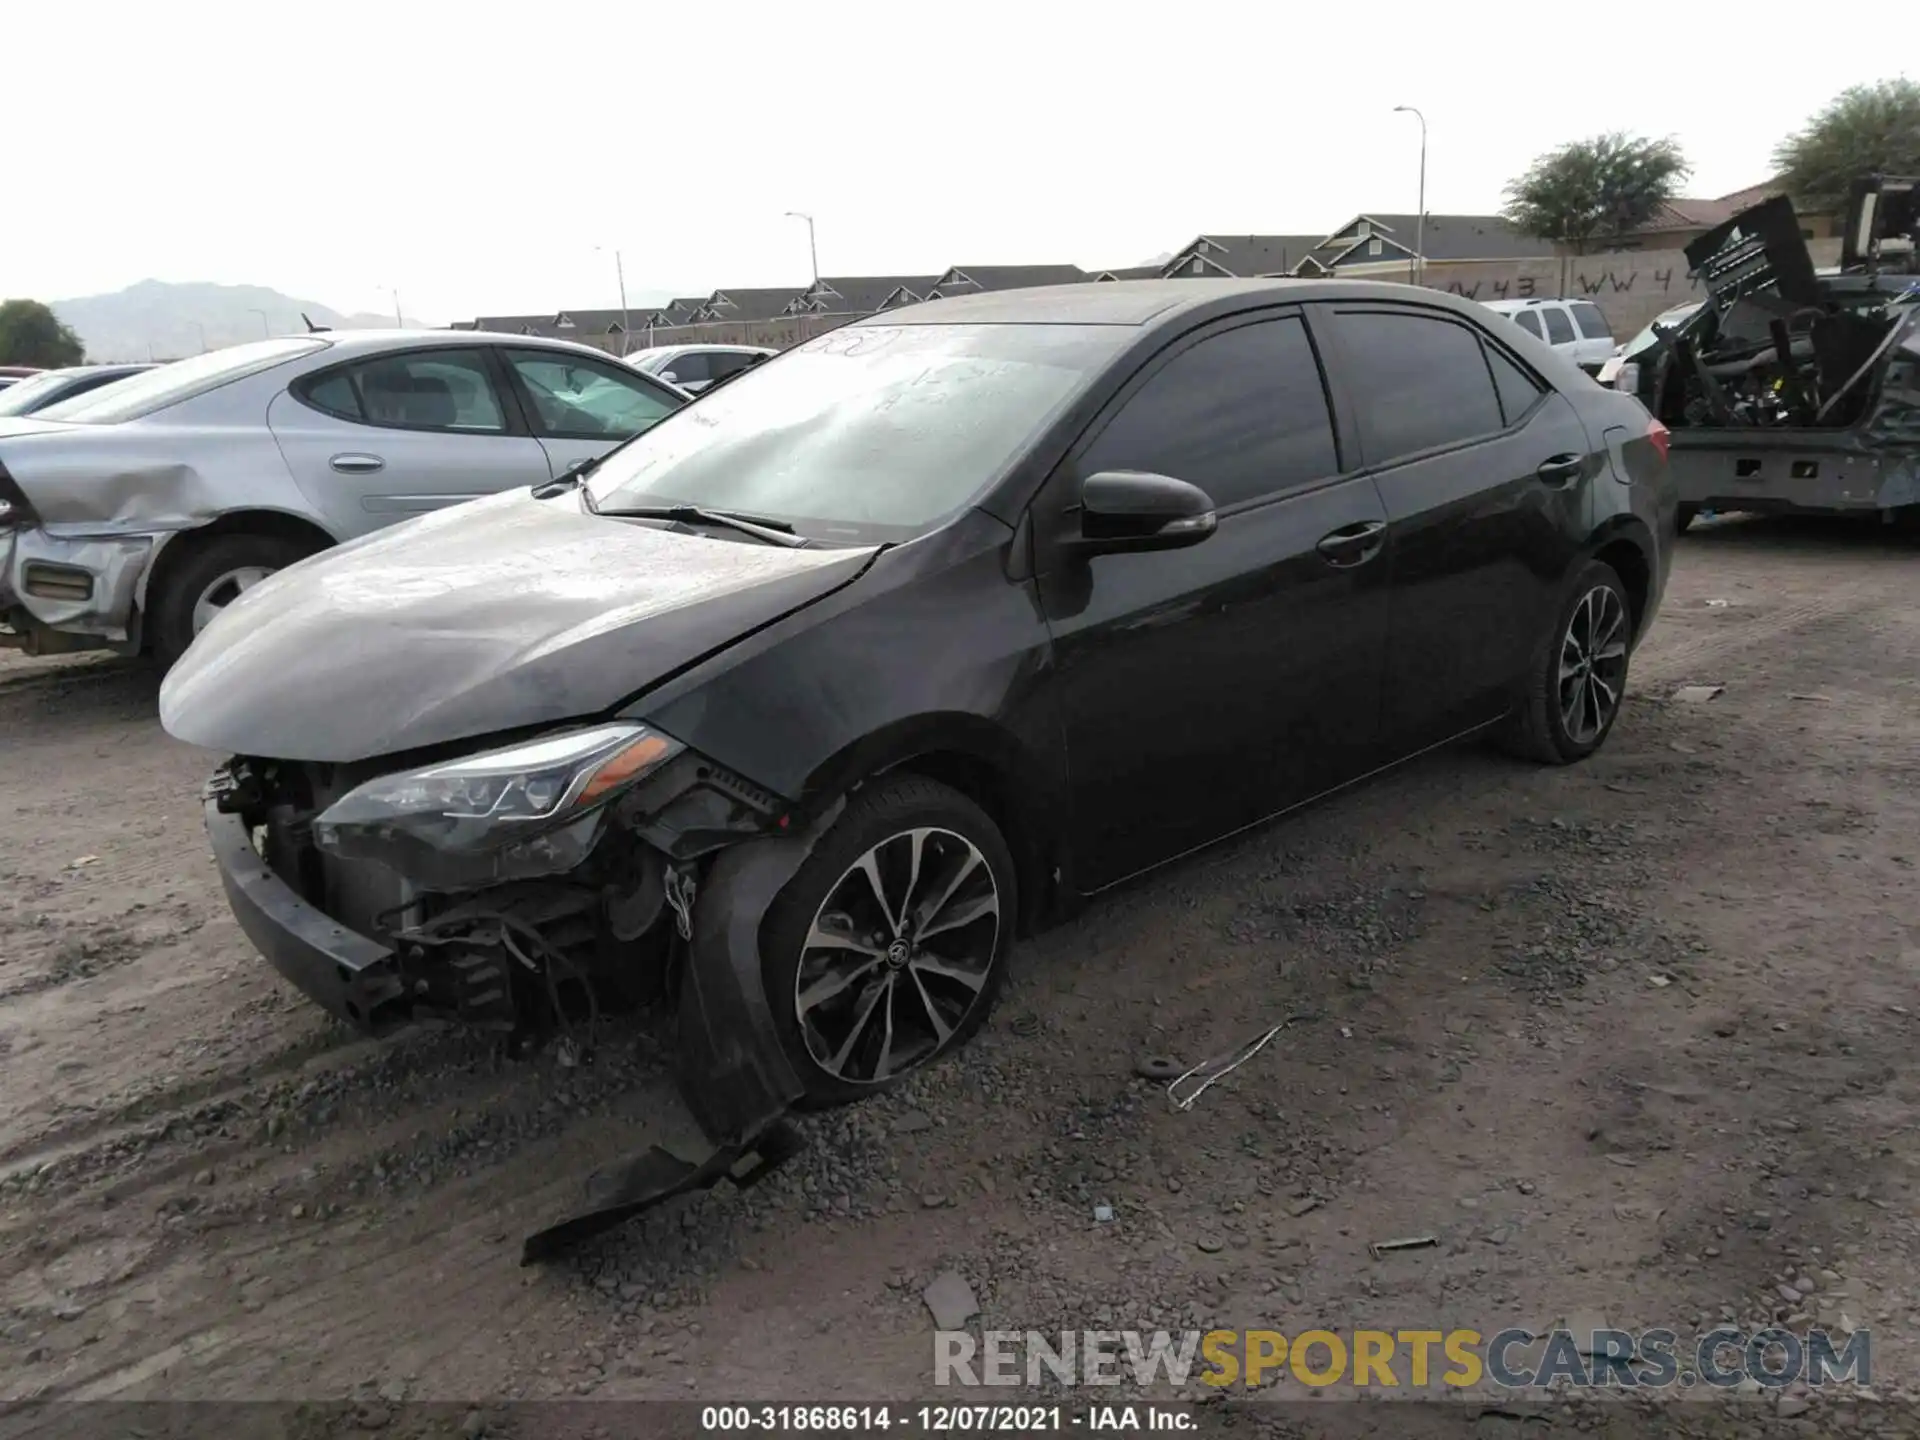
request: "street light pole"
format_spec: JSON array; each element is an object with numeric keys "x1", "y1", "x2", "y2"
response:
[
  {"x1": 1393, "y1": 105, "x2": 1428, "y2": 286},
  {"x1": 192, "y1": 320, "x2": 208, "y2": 353},
  {"x1": 596, "y1": 245, "x2": 630, "y2": 341},
  {"x1": 386, "y1": 287, "x2": 403, "y2": 326},
  {"x1": 249, "y1": 307, "x2": 271, "y2": 337},
  {"x1": 784, "y1": 211, "x2": 819, "y2": 286}
]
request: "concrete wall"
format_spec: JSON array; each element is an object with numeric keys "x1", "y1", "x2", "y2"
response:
[{"x1": 1346, "y1": 238, "x2": 1844, "y2": 336}]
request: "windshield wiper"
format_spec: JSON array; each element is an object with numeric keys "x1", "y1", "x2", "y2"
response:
[{"x1": 593, "y1": 503, "x2": 806, "y2": 547}]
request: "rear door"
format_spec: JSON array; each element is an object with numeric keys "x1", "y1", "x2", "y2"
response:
[
  {"x1": 1033, "y1": 308, "x2": 1393, "y2": 890},
  {"x1": 268, "y1": 345, "x2": 547, "y2": 535},
  {"x1": 655, "y1": 351, "x2": 712, "y2": 392},
  {"x1": 495, "y1": 347, "x2": 684, "y2": 476},
  {"x1": 1317, "y1": 304, "x2": 1594, "y2": 751}
]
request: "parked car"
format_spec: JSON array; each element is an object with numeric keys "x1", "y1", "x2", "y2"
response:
[
  {"x1": 626, "y1": 343, "x2": 776, "y2": 394},
  {"x1": 0, "y1": 365, "x2": 43, "y2": 392},
  {"x1": 1481, "y1": 298, "x2": 1616, "y2": 374},
  {"x1": 0, "y1": 363, "x2": 155, "y2": 417},
  {"x1": 0, "y1": 331, "x2": 688, "y2": 667},
  {"x1": 1604, "y1": 177, "x2": 1919, "y2": 530},
  {"x1": 160, "y1": 278, "x2": 1674, "y2": 1256}
]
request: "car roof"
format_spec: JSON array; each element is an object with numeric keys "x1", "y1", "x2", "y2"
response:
[
  {"x1": 632, "y1": 343, "x2": 775, "y2": 358},
  {"x1": 311, "y1": 328, "x2": 630, "y2": 360},
  {"x1": 863, "y1": 278, "x2": 1516, "y2": 328},
  {"x1": 1480, "y1": 297, "x2": 1593, "y2": 312}
]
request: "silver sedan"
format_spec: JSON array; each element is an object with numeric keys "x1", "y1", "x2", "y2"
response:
[{"x1": 0, "y1": 330, "x2": 687, "y2": 668}]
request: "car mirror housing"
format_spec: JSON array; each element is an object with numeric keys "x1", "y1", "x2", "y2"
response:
[{"x1": 1075, "y1": 470, "x2": 1218, "y2": 554}]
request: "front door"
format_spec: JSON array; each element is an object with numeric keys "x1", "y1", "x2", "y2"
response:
[
  {"x1": 1032, "y1": 309, "x2": 1393, "y2": 892},
  {"x1": 495, "y1": 347, "x2": 684, "y2": 477},
  {"x1": 1316, "y1": 304, "x2": 1594, "y2": 749},
  {"x1": 269, "y1": 345, "x2": 549, "y2": 537}
]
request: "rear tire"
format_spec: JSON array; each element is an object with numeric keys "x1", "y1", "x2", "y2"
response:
[
  {"x1": 759, "y1": 775, "x2": 1016, "y2": 1110},
  {"x1": 1495, "y1": 559, "x2": 1634, "y2": 766},
  {"x1": 150, "y1": 533, "x2": 316, "y2": 672},
  {"x1": 1676, "y1": 503, "x2": 1699, "y2": 534}
]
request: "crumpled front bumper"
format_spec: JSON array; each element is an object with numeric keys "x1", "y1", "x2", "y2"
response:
[
  {"x1": 0, "y1": 524, "x2": 154, "y2": 651},
  {"x1": 204, "y1": 793, "x2": 825, "y2": 1262}
]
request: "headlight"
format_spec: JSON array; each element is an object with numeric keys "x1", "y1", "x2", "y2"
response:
[{"x1": 312, "y1": 722, "x2": 683, "y2": 889}]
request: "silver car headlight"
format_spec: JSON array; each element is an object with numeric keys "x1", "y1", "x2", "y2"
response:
[{"x1": 312, "y1": 722, "x2": 684, "y2": 888}]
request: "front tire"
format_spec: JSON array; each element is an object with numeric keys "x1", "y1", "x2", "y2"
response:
[
  {"x1": 150, "y1": 533, "x2": 316, "y2": 671},
  {"x1": 759, "y1": 775, "x2": 1016, "y2": 1109},
  {"x1": 1497, "y1": 559, "x2": 1633, "y2": 765}
]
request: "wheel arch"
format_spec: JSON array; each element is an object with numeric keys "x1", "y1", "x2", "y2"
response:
[
  {"x1": 136, "y1": 509, "x2": 340, "y2": 618},
  {"x1": 1585, "y1": 515, "x2": 1656, "y2": 643},
  {"x1": 797, "y1": 713, "x2": 1067, "y2": 936}
]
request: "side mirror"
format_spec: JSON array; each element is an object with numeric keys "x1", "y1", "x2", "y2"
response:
[
  {"x1": 1074, "y1": 470, "x2": 1217, "y2": 554},
  {"x1": 660, "y1": 370, "x2": 679, "y2": 383},
  {"x1": 562, "y1": 457, "x2": 593, "y2": 478}
]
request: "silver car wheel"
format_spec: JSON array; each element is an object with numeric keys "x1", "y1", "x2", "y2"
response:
[
  {"x1": 190, "y1": 565, "x2": 275, "y2": 634},
  {"x1": 794, "y1": 826, "x2": 1001, "y2": 1085},
  {"x1": 1558, "y1": 584, "x2": 1628, "y2": 745}
]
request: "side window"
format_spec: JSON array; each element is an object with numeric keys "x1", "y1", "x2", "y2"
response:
[
  {"x1": 1331, "y1": 310, "x2": 1505, "y2": 464},
  {"x1": 1571, "y1": 302, "x2": 1613, "y2": 340},
  {"x1": 658, "y1": 352, "x2": 710, "y2": 386},
  {"x1": 1540, "y1": 306, "x2": 1576, "y2": 345},
  {"x1": 297, "y1": 351, "x2": 506, "y2": 432},
  {"x1": 1512, "y1": 310, "x2": 1545, "y2": 340},
  {"x1": 1483, "y1": 342, "x2": 1547, "y2": 426},
  {"x1": 708, "y1": 352, "x2": 758, "y2": 381},
  {"x1": 1079, "y1": 316, "x2": 1338, "y2": 510},
  {"x1": 503, "y1": 349, "x2": 679, "y2": 440}
]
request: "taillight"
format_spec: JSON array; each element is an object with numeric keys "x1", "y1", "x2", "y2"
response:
[{"x1": 1646, "y1": 419, "x2": 1670, "y2": 463}]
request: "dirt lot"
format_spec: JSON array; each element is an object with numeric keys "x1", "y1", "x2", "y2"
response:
[{"x1": 3, "y1": 516, "x2": 1918, "y2": 1427}]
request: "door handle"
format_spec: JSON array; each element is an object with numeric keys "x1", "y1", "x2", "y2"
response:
[
  {"x1": 330, "y1": 453, "x2": 385, "y2": 474},
  {"x1": 1536, "y1": 454, "x2": 1584, "y2": 487},
  {"x1": 1316, "y1": 519, "x2": 1387, "y2": 567}
]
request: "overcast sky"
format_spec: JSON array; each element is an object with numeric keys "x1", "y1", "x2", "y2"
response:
[{"x1": 10, "y1": 1, "x2": 1897, "y2": 323}]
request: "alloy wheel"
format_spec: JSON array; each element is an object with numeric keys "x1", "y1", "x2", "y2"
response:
[
  {"x1": 190, "y1": 566, "x2": 275, "y2": 634},
  {"x1": 794, "y1": 826, "x2": 1001, "y2": 1085},
  {"x1": 1558, "y1": 585, "x2": 1628, "y2": 745}
]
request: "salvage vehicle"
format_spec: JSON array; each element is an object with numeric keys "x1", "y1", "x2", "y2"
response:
[
  {"x1": 159, "y1": 279, "x2": 1674, "y2": 1257},
  {"x1": 0, "y1": 362, "x2": 154, "y2": 417},
  {"x1": 0, "y1": 332, "x2": 687, "y2": 667},
  {"x1": 625, "y1": 343, "x2": 777, "y2": 394},
  {"x1": 1604, "y1": 177, "x2": 1919, "y2": 530}
]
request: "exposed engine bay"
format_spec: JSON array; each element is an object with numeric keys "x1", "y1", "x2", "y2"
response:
[
  {"x1": 1624, "y1": 179, "x2": 1918, "y2": 436},
  {"x1": 205, "y1": 727, "x2": 827, "y2": 1261}
]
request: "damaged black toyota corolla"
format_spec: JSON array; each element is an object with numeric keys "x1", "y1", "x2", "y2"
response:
[{"x1": 160, "y1": 280, "x2": 1675, "y2": 1259}]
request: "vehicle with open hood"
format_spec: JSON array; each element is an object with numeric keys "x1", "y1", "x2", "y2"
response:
[
  {"x1": 0, "y1": 332, "x2": 686, "y2": 667},
  {"x1": 1603, "y1": 177, "x2": 1919, "y2": 529},
  {"x1": 158, "y1": 278, "x2": 1674, "y2": 1257}
]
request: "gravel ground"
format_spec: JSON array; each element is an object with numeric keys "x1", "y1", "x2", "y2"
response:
[{"x1": 3, "y1": 514, "x2": 1919, "y2": 1434}]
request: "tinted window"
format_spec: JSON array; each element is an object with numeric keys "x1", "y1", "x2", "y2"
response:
[
  {"x1": 1541, "y1": 306, "x2": 1576, "y2": 345},
  {"x1": 505, "y1": 349, "x2": 678, "y2": 440},
  {"x1": 707, "y1": 352, "x2": 760, "y2": 381},
  {"x1": 35, "y1": 338, "x2": 327, "y2": 423},
  {"x1": 659, "y1": 352, "x2": 710, "y2": 385},
  {"x1": 1484, "y1": 344, "x2": 1546, "y2": 426},
  {"x1": 1571, "y1": 302, "x2": 1612, "y2": 340},
  {"x1": 1332, "y1": 310, "x2": 1504, "y2": 464},
  {"x1": 301, "y1": 350, "x2": 505, "y2": 432},
  {"x1": 1080, "y1": 317, "x2": 1338, "y2": 509},
  {"x1": 1513, "y1": 311, "x2": 1544, "y2": 340},
  {"x1": 588, "y1": 322, "x2": 1126, "y2": 543}
]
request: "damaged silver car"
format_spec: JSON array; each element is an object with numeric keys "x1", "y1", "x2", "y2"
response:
[
  {"x1": 0, "y1": 332, "x2": 685, "y2": 667},
  {"x1": 1603, "y1": 176, "x2": 1919, "y2": 529}
]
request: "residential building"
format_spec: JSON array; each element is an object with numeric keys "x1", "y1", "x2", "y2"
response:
[
  {"x1": 1604, "y1": 179, "x2": 1840, "y2": 253},
  {"x1": 1091, "y1": 265, "x2": 1166, "y2": 282},
  {"x1": 786, "y1": 275, "x2": 939, "y2": 315},
  {"x1": 1162, "y1": 216, "x2": 1553, "y2": 281},
  {"x1": 693, "y1": 287, "x2": 807, "y2": 323},
  {"x1": 923, "y1": 265, "x2": 1089, "y2": 298}
]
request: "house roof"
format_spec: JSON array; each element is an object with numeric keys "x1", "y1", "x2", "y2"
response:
[
  {"x1": 799, "y1": 275, "x2": 940, "y2": 313},
  {"x1": 554, "y1": 308, "x2": 637, "y2": 333},
  {"x1": 929, "y1": 264, "x2": 1090, "y2": 292},
  {"x1": 1092, "y1": 265, "x2": 1166, "y2": 281},
  {"x1": 1314, "y1": 214, "x2": 1554, "y2": 265},
  {"x1": 699, "y1": 287, "x2": 806, "y2": 321},
  {"x1": 472, "y1": 314, "x2": 561, "y2": 335},
  {"x1": 1636, "y1": 179, "x2": 1786, "y2": 235},
  {"x1": 1162, "y1": 235, "x2": 1330, "y2": 277}
]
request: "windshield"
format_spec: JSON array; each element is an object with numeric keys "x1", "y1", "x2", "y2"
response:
[
  {"x1": 1620, "y1": 304, "x2": 1704, "y2": 358},
  {"x1": 0, "y1": 370, "x2": 81, "y2": 417},
  {"x1": 35, "y1": 337, "x2": 328, "y2": 423},
  {"x1": 586, "y1": 322, "x2": 1124, "y2": 542}
]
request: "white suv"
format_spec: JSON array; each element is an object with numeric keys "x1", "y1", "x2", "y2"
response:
[{"x1": 1480, "y1": 298, "x2": 1615, "y2": 375}]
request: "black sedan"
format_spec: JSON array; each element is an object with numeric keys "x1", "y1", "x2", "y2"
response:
[{"x1": 159, "y1": 278, "x2": 1676, "y2": 1254}]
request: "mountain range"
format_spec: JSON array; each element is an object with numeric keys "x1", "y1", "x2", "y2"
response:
[{"x1": 51, "y1": 281, "x2": 438, "y2": 363}]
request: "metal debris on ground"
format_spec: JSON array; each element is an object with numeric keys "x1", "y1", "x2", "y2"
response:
[
  {"x1": 1165, "y1": 1011, "x2": 1320, "y2": 1111},
  {"x1": 1008, "y1": 1013, "x2": 1042, "y2": 1038},
  {"x1": 922, "y1": 1271, "x2": 979, "y2": 1330},
  {"x1": 1134, "y1": 1055, "x2": 1184, "y2": 1082},
  {"x1": 1368, "y1": 1234, "x2": 1439, "y2": 1260},
  {"x1": 1788, "y1": 693, "x2": 1834, "y2": 703},
  {"x1": 1093, "y1": 1204, "x2": 1115, "y2": 1223},
  {"x1": 1706, "y1": 598, "x2": 1730, "y2": 608},
  {"x1": 1671, "y1": 685, "x2": 1726, "y2": 703}
]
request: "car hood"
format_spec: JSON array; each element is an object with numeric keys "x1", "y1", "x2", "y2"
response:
[{"x1": 159, "y1": 489, "x2": 880, "y2": 763}]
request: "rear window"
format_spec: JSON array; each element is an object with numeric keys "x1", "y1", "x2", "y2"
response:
[
  {"x1": 1571, "y1": 302, "x2": 1612, "y2": 340},
  {"x1": 34, "y1": 338, "x2": 328, "y2": 423}
]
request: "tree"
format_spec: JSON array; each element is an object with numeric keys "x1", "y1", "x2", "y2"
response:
[
  {"x1": 1502, "y1": 133, "x2": 1692, "y2": 255},
  {"x1": 0, "y1": 299, "x2": 85, "y2": 367},
  {"x1": 1774, "y1": 77, "x2": 1920, "y2": 218}
]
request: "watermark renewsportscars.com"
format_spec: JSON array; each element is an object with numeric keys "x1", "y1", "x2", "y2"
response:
[{"x1": 934, "y1": 1327, "x2": 1871, "y2": 1391}]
